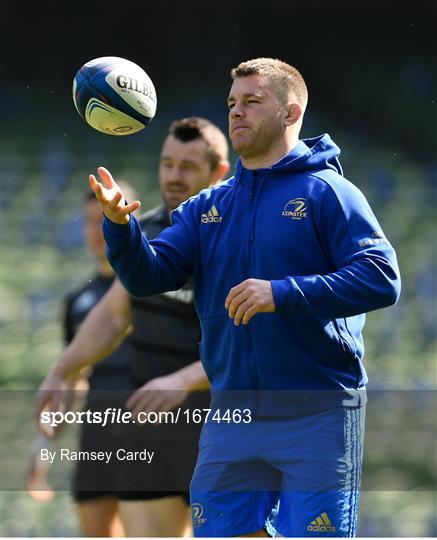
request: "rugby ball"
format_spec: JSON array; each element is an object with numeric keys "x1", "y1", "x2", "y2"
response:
[{"x1": 72, "y1": 57, "x2": 157, "y2": 135}]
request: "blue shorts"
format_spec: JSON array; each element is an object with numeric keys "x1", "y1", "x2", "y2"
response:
[{"x1": 190, "y1": 406, "x2": 365, "y2": 537}]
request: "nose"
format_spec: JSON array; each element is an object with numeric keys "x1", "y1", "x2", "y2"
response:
[
  {"x1": 168, "y1": 165, "x2": 182, "y2": 182},
  {"x1": 230, "y1": 102, "x2": 244, "y2": 119}
]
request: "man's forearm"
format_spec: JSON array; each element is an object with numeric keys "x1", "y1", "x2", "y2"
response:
[
  {"x1": 176, "y1": 361, "x2": 210, "y2": 392},
  {"x1": 56, "y1": 299, "x2": 130, "y2": 379}
]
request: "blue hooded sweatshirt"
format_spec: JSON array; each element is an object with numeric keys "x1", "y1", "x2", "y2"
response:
[{"x1": 104, "y1": 134, "x2": 400, "y2": 410}]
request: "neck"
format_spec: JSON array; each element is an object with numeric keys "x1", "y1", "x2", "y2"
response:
[
  {"x1": 241, "y1": 132, "x2": 300, "y2": 170},
  {"x1": 98, "y1": 258, "x2": 114, "y2": 278}
]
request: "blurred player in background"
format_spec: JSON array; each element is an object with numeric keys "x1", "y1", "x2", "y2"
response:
[
  {"x1": 92, "y1": 59, "x2": 401, "y2": 537},
  {"x1": 29, "y1": 187, "x2": 137, "y2": 536},
  {"x1": 36, "y1": 117, "x2": 230, "y2": 537}
]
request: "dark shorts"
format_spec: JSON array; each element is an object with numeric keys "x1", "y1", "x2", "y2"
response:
[
  {"x1": 72, "y1": 391, "x2": 209, "y2": 503},
  {"x1": 72, "y1": 423, "x2": 193, "y2": 504}
]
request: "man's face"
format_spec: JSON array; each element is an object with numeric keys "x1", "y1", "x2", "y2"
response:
[
  {"x1": 227, "y1": 74, "x2": 285, "y2": 159},
  {"x1": 84, "y1": 199, "x2": 106, "y2": 260},
  {"x1": 159, "y1": 135, "x2": 215, "y2": 210}
]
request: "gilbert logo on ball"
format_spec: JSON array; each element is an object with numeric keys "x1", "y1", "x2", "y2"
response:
[{"x1": 72, "y1": 57, "x2": 157, "y2": 135}]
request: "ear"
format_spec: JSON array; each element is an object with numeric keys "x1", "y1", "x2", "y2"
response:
[
  {"x1": 284, "y1": 103, "x2": 302, "y2": 127},
  {"x1": 209, "y1": 160, "x2": 231, "y2": 186}
]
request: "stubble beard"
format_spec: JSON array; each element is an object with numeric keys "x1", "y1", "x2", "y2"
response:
[
  {"x1": 233, "y1": 128, "x2": 276, "y2": 162},
  {"x1": 232, "y1": 130, "x2": 259, "y2": 160},
  {"x1": 162, "y1": 192, "x2": 181, "y2": 211}
]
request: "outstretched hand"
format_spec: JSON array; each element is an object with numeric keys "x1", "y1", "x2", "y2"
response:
[{"x1": 89, "y1": 167, "x2": 141, "y2": 224}]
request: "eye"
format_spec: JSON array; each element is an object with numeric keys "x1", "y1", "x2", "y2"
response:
[{"x1": 182, "y1": 163, "x2": 197, "y2": 171}]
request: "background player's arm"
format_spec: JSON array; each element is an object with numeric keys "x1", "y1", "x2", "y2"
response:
[
  {"x1": 126, "y1": 360, "x2": 209, "y2": 416},
  {"x1": 60, "y1": 279, "x2": 132, "y2": 376},
  {"x1": 35, "y1": 279, "x2": 132, "y2": 428}
]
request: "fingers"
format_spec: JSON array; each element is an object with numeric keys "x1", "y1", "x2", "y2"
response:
[
  {"x1": 89, "y1": 171, "x2": 141, "y2": 224},
  {"x1": 125, "y1": 387, "x2": 143, "y2": 411},
  {"x1": 227, "y1": 290, "x2": 250, "y2": 319},
  {"x1": 37, "y1": 413, "x2": 55, "y2": 437},
  {"x1": 126, "y1": 388, "x2": 184, "y2": 421},
  {"x1": 241, "y1": 304, "x2": 258, "y2": 325},
  {"x1": 225, "y1": 280, "x2": 248, "y2": 310},
  {"x1": 112, "y1": 190, "x2": 123, "y2": 206},
  {"x1": 225, "y1": 279, "x2": 275, "y2": 325},
  {"x1": 51, "y1": 389, "x2": 62, "y2": 417},
  {"x1": 134, "y1": 396, "x2": 163, "y2": 418},
  {"x1": 88, "y1": 174, "x2": 120, "y2": 205},
  {"x1": 97, "y1": 166, "x2": 116, "y2": 189},
  {"x1": 34, "y1": 392, "x2": 47, "y2": 423},
  {"x1": 35, "y1": 385, "x2": 65, "y2": 437},
  {"x1": 123, "y1": 200, "x2": 142, "y2": 214},
  {"x1": 233, "y1": 299, "x2": 256, "y2": 326},
  {"x1": 126, "y1": 388, "x2": 159, "y2": 416},
  {"x1": 127, "y1": 392, "x2": 164, "y2": 418},
  {"x1": 226, "y1": 280, "x2": 255, "y2": 325},
  {"x1": 88, "y1": 174, "x2": 100, "y2": 197},
  {"x1": 34, "y1": 389, "x2": 54, "y2": 425}
]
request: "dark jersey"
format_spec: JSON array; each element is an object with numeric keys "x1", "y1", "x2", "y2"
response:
[
  {"x1": 130, "y1": 205, "x2": 202, "y2": 386},
  {"x1": 64, "y1": 273, "x2": 134, "y2": 391},
  {"x1": 70, "y1": 211, "x2": 207, "y2": 501}
]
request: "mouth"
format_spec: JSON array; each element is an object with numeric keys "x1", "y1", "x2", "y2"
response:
[
  {"x1": 164, "y1": 183, "x2": 187, "y2": 193},
  {"x1": 166, "y1": 187, "x2": 185, "y2": 192},
  {"x1": 232, "y1": 125, "x2": 250, "y2": 133},
  {"x1": 164, "y1": 187, "x2": 189, "y2": 201}
]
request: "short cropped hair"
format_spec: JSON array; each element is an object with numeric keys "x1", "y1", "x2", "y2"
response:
[
  {"x1": 169, "y1": 117, "x2": 229, "y2": 170},
  {"x1": 231, "y1": 57, "x2": 308, "y2": 111}
]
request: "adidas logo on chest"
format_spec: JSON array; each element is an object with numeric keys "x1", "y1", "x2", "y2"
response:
[{"x1": 201, "y1": 205, "x2": 222, "y2": 224}]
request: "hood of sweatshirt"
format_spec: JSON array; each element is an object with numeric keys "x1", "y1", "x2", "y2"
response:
[{"x1": 234, "y1": 133, "x2": 343, "y2": 182}]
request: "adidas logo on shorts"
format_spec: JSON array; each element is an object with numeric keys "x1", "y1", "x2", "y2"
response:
[{"x1": 307, "y1": 512, "x2": 336, "y2": 533}]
